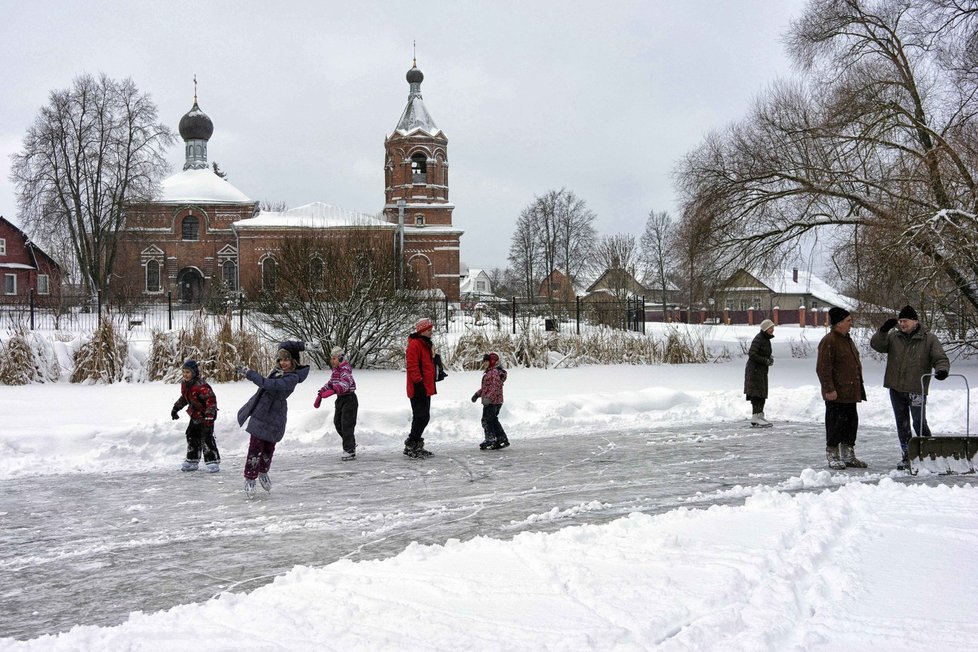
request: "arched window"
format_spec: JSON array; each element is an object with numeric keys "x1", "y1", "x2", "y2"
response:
[
  {"x1": 146, "y1": 260, "x2": 161, "y2": 292},
  {"x1": 411, "y1": 152, "x2": 427, "y2": 184},
  {"x1": 181, "y1": 215, "x2": 200, "y2": 241},
  {"x1": 415, "y1": 214, "x2": 425, "y2": 226},
  {"x1": 262, "y1": 258, "x2": 277, "y2": 291},
  {"x1": 222, "y1": 260, "x2": 237, "y2": 291}
]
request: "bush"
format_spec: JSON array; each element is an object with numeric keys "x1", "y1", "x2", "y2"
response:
[{"x1": 71, "y1": 318, "x2": 128, "y2": 383}]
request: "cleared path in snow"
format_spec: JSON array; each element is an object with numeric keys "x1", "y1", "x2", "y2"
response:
[{"x1": 2, "y1": 420, "x2": 971, "y2": 640}]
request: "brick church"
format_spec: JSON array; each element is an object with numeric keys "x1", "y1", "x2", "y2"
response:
[{"x1": 117, "y1": 60, "x2": 462, "y2": 303}]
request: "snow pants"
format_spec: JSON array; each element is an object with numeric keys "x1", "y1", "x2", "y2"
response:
[
  {"x1": 408, "y1": 394, "x2": 431, "y2": 444},
  {"x1": 824, "y1": 401, "x2": 858, "y2": 448},
  {"x1": 889, "y1": 389, "x2": 930, "y2": 455},
  {"x1": 333, "y1": 393, "x2": 358, "y2": 454},
  {"x1": 185, "y1": 421, "x2": 220, "y2": 464},
  {"x1": 244, "y1": 436, "x2": 276, "y2": 480},
  {"x1": 481, "y1": 403, "x2": 508, "y2": 445}
]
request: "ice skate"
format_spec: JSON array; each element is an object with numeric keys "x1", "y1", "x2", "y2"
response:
[
  {"x1": 258, "y1": 472, "x2": 271, "y2": 492},
  {"x1": 244, "y1": 478, "x2": 257, "y2": 498},
  {"x1": 180, "y1": 460, "x2": 199, "y2": 472},
  {"x1": 205, "y1": 462, "x2": 220, "y2": 473},
  {"x1": 341, "y1": 451, "x2": 356, "y2": 461},
  {"x1": 750, "y1": 413, "x2": 772, "y2": 428}
]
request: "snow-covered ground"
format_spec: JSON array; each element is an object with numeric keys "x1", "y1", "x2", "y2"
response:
[{"x1": 2, "y1": 323, "x2": 977, "y2": 650}]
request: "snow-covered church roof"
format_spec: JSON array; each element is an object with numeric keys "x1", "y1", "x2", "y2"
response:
[
  {"x1": 234, "y1": 202, "x2": 393, "y2": 230},
  {"x1": 157, "y1": 168, "x2": 253, "y2": 204}
]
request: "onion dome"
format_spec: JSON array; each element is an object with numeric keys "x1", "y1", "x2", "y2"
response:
[{"x1": 178, "y1": 100, "x2": 214, "y2": 142}]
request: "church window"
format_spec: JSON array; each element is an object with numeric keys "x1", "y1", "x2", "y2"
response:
[
  {"x1": 222, "y1": 260, "x2": 237, "y2": 291},
  {"x1": 181, "y1": 215, "x2": 200, "y2": 241},
  {"x1": 146, "y1": 260, "x2": 161, "y2": 293},
  {"x1": 415, "y1": 215, "x2": 425, "y2": 226},
  {"x1": 411, "y1": 153, "x2": 427, "y2": 184},
  {"x1": 262, "y1": 258, "x2": 277, "y2": 291}
]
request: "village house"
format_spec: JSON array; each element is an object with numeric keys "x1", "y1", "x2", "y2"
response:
[{"x1": 0, "y1": 215, "x2": 62, "y2": 305}]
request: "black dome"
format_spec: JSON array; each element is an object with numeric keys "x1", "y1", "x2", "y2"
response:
[
  {"x1": 178, "y1": 101, "x2": 214, "y2": 141},
  {"x1": 406, "y1": 66, "x2": 424, "y2": 84}
]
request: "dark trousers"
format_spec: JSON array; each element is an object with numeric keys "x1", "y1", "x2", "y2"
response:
[
  {"x1": 244, "y1": 436, "x2": 276, "y2": 479},
  {"x1": 748, "y1": 396, "x2": 766, "y2": 413},
  {"x1": 889, "y1": 389, "x2": 930, "y2": 455},
  {"x1": 185, "y1": 421, "x2": 220, "y2": 464},
  {"x1": 481, "y1": 404, "x2": 508, "y2": 443},
  {"x1": 824, "y1": 401, "x2": 858, "y2": 448},
  {"x1": 408, "y1": 395, "x2": 431, "y2": 442},
  {"x1": 334, "y1": 393, "x2": 359, "y2": 453}
]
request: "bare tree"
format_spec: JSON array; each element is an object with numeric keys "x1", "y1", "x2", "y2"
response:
[
  {"x1": 10, "y1": 73, "x2": 175, "y2": 293},
  {"x1": 675, "y1": 0, "x2": 978, "y2": 342},
  {"x1": 507, "y1": 208, "x2": 540, "y2": 297},
  {"x1": 639, "y1": 210, "x2": 675, "y2": 316},
  {"x1": 253, "y1": 229, "x2": 424, "y2": 368},
  {"x1": 591, "y1": 233, "x2": 639, "y2": 300}
]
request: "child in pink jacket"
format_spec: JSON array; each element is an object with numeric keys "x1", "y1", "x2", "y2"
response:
[{"x1": 470, "y1": 352, "x2": 510, "y2": 450}]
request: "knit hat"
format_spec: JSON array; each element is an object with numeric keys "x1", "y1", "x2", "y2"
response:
[
  {"x1": 277, "y1": 341, "x2": 303, "y2": 366},
  {"x1": 898, "y1": 305, "x2": 919, "y2": 321},
  {"x1": 330, "y1": 346, "x2": 345, "y2": 360},
  {"x1": 415, "y1": 317, "x2": 434, "y2": 333},
  {"x1": 181, "y1": 359, "x2": 199, "y2": 380},
  {"x1": 482, "y1": 352, "x2": 499, "y2": 367},
  {"x1": 829, "y1": 306, "x2": 850, "y2": 326},
  {"x1": 759, "y1": 319, "x2": 775, "y2": 332}
]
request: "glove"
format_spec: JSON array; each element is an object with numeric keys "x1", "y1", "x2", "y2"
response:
[
  {"x1": 314, "y1": 395, "x2": 323, "y2": 409},
  {"x1": 767, "y1": 357, "x2": 774, "y2": 367},
  {"x1": 305, "y1": 341, "x2": 323, "y2": 353},
  {"x1": 171, "y1": 409, "x2": 179, "y2": 420},
  {"x1": 471, "y1": 392, "x2": 480, "y2": 403},
  {"x1": 935, "y1": 369, "x2": 949, "y2": 381},
  {"x1": 235, "y1": 365, "x2": 249, "y2": 377},
  {"x1": 437, "y1": 369, "x2": 448, "y2": 382},
  {"x1": 413, "y1": 382, "x2": 426, "y2": 398},
  {"x1": 880, "y1": 318, "x2": 898, "y2": 333}
]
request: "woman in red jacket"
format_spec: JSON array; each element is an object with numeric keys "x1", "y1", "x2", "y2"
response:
[{"x1": 405, "y1": 318, "x2": 437, "y2": 458}]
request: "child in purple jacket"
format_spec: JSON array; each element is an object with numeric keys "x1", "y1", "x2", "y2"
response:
[
  {"x1": 471, "y1": 351, "x2": 510, "y2": 450},
  {"x1": 314, "y1": 346, "x2": 359, "y2": 460}
]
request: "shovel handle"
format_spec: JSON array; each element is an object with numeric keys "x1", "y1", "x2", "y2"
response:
[{"x1": 920, "y1": 373, "x2": 970, "y2": 437}]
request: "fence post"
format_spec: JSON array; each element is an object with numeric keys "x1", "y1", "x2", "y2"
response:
[
  {"x1": 642, "y1": 297, "x2": 646, "y2": 335},
  {"x1": 512, "y1": 297, "x2": 517, "y2": 335},
  {"x1": 445, "y1": 295, "x2": 449, "y2": 331},
  {"x1": 29, "y1": 288, "x2": 35, "y2": 330},
  {"x1": 238, "y1": 292, "x2": 244, "y2": 330},
  {"x1": 168, "y1": 291, "x2": 173, "y2": 330},
  {"x1": 576, "y1": 296, "x2": 581, "y2": 335}
]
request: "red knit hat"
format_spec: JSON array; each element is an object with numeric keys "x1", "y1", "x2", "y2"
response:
[{"x1": 415, "y1": 318, "x2": 434, "y2": 333}]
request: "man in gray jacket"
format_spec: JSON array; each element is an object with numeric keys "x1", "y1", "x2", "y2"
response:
[{"x1": 869, "y1": 305, "x2": 950, "y2": 470}]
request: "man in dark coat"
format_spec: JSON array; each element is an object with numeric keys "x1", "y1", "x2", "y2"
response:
[
  {"x1": 404, "y1": 318, "x2": 437, "y2": 458},
  {"x1": 869, "y1": 305, "x2": 950, "y2": 469},
  {"x1": 236, "y1": 341, "x2": 311, "y2": 496},
  {"x1": 816, "y1": 307, "x2": 867, "y2": 469},
  {"x1": 744, "y1": 319, "x2": 775, "y2": 427}
]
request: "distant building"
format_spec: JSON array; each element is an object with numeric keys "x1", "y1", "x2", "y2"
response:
[
  {"x1": 459, "y1": 267, "x2": 494, "y2": 302},
  {"x1": 116, "y1": 60, "x2": 462, "y2": 303},
  {"x1": 0, "y1": 215, "x2": 62, "y2": 305},
  {"x1": 537, "y1": 269, "x2": 579, "y2": 302},
  {"x1": 719, "y1": 267, "x2": 855, "y2": 313}
]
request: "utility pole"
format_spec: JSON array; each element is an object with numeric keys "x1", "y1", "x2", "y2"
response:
[{"x1": 396, "y1": 199, "x2": 406, "y2": 289}]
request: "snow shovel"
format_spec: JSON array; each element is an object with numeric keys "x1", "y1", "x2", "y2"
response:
[{"x1": 909, "y1": 373, "x2": 975, "y2": 475}]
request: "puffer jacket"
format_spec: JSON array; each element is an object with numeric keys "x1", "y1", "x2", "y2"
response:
[
  {"x1": 320, "y1": 359, "x2": 356, "y2": 395},
  {"x1": 236, "y1": 365, "x2": 310, "y2": 442},
  {"x1": 743, "y1": 331, "x2": 773, "y2": 398},
  {"x1": 173, "y1": 378, "x2": 217, "y2": 423},
  {"x1": 816, "y1": 329, "x2": 866, "y2": 403},
  {"x1": 869, "y1": 325, "x2": 949, "y2": 394},
  {"x1": 406, "y1": 333, "x2": 437, "y2": 398},
  {"x1": 474, "y1": 365, "x2": 507, "y2": 405}
]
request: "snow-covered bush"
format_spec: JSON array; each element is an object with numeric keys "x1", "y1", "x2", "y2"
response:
[{"x1": 70, "y1": 318, "x2": 128, "y2": 384}]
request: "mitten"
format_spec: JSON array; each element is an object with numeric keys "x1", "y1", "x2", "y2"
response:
[
  {"x1": 314, "y1": 395, "x2": 323, "y2": 409},
  {"x1": 471, "y1": 392, "x2": 480, "y2": 403},
  {"x1": 235, "y1": 365, "x2": 249, "y2": 377},
  {"x1": 171, "y1": 409, "x2": 179, "y2": 420},
  {"x1": 319, "y1": 389, "x2": 335, "y2": 400},
  {"x1": 880, "y1": 318, "x2": 898, "y2": 333},
  {"x1": 935, "y1": 369, "x2": 949, "y2": 381},
  {"x1": 767, "y1": 357, "x2": 774, "y2": 367}
]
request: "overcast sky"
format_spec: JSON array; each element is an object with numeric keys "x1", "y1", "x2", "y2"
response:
[{"x1": 0, "y1": 0, "x2": 806, "y2": 271}]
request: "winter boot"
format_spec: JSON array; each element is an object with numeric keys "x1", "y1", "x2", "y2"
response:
[
  {"x1": 896, "y1": 454, "x2": 910, "y2": 471},
  {"x1": 181, "y1": 460, "x2": 199, "y2": 472},
  {"x1": 258, "y1": 472, "x2": 272, "y2": 492},
  {"x1": 479, "y1": 436, "x2": 497, "y2": 450},
  {"x1": 404, "y1": 437, "x2": 433, "y2": 459},
  {"x1": 341, "y1": 450, "x2": 356, "y2": 461},
  {"x1": 206, "y1": 462, "x2": 220, "y2": 473},
  {"x1": 750, "y1": 413, "x2": 772, "y2": 428},
  {"x1": 840, "y1": 443, "x2": 868, "y2": 468},
  {"x1": 825, "y1": 446, "x2": 846, "y2": 470},
  {"x1": 495, "y1": 437, "x2": 510, "y2": 449},
  {"x1": 244, "y1": 478, "x2": 257, "y2": 498}
]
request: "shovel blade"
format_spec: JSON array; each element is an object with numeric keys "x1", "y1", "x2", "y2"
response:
[{"x1": 909, "y1": 437, "x2": 977, "y2": 475}]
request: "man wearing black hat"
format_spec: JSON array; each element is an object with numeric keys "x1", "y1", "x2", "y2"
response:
[
  {"x1": 816, "y1": 307, "x2": 867, "y2": 469},
  {"x1": 870, "y1": 305, "x2": 950, "y2": 470}
]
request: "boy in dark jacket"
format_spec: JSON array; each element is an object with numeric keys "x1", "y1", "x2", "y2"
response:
[
  {"x1": 471, "y1": 351, "x2": 510, "y2": 450},
  {"x1": 315, "y1": 346, "x2": 359, "y2": 461},
  {"x1": 236, "y1": 341, "x2": 311, "y2": 497},
  {"x1": 171, "y1": 359, "x2": 220, "y2": 473}
]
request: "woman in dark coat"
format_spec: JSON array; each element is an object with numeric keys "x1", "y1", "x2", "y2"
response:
[
  {"x1": 744, "y1": 319, "x2": 775, "y2": 427},
  {"x1": 237, "y1": 341, "x2": 311, "y2": 497}
]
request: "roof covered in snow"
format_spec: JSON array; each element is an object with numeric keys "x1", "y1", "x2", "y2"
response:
[
  {"x1": 394, "y1": 96, "x2": 441, "y2": 137},
  {"x1": 157, "y1": 168, "x2": 253, "y2": 204},
  {"x1": 746, "y1": 268, "x2": 857, "y2": 310},
  {"x1": 234, "y1": 202, "x2": 393, "y2": 230}
]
